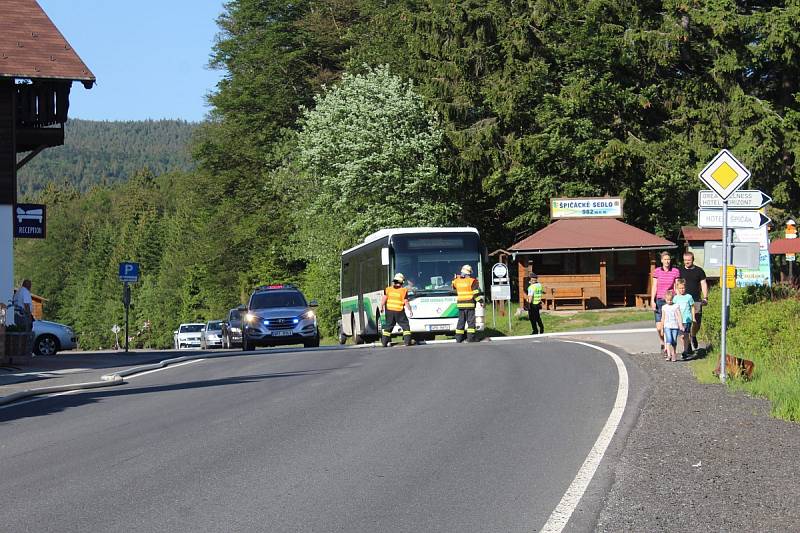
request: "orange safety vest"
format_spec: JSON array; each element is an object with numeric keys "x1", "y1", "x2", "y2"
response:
[
  {"x1": 452, "y1": 277, "x2": 481, "y2": 308},
  {"x1": 385, "y1": 286, "x2": 408, "y2": 312}
]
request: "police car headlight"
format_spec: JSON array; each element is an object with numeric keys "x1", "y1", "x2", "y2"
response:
[
  {"x1": 245, "y1": 313, "x2": 256, "y2": 323},
  {"x1": 302, "y1": 310, "x2": 315, "y2": 320}
]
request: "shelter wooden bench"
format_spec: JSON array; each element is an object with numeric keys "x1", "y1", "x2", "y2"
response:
[
  {"x1": 635, "y1": 293, "x2": 651, "y2": 308},
  {"x1": 545, "y1": 287, "x2": 587, "y2": 310}
]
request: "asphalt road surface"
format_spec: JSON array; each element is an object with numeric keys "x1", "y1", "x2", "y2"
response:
[{"x1": 0, "y1": 339, "x2": 626, "y2": 532}]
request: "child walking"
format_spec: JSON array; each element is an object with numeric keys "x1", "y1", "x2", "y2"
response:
[
  {"x1": 672, "y1": 279, "x2": 696, "y2": 359},
  {"x1": 659, "y1": 290, "x2": 684, "y2": 362}
]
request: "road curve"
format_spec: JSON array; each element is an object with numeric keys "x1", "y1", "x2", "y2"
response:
[{"x1": 0, "y1": 339, "x2": 627, "y2": 532}]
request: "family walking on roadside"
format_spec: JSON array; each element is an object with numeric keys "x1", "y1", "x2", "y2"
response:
[{"x1": 651, "y1": 251, "x2": 708, "y2": 361}]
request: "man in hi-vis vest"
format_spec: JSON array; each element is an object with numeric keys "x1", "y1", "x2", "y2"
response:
[
  {"x1": 451, "y1": 264, "x2": 484, "y2": 343},
  {"x1": 526, "y1": 272, "x2": 544, "y2": 335},
  {"x1": 380, "y1": 273, "x2": 413, "y2": 347}
]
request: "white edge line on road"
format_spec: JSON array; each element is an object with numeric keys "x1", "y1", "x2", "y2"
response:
[
  {"x1": 123, "y1": 358, "x2": 205, "y2": 379},
  {"x1": 540, "y1": 340, "x2": 630, "y2": 533}
]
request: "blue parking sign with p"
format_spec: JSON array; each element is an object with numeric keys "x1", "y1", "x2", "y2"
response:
[{"x1": 119, "y1": 262, "x2": 140, "y2": 282}]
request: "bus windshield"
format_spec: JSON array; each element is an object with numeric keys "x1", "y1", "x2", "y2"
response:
[{"x1": 391, "y1": 233, "x2": 481, "y2": 294}]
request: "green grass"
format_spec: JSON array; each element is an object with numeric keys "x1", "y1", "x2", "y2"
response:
[
  {"x1": 690, "y1": 289, "x2": 800, "y2": 422},
  {"x1": 483, "y1": 302, "x2": 652, "y2": 337}
]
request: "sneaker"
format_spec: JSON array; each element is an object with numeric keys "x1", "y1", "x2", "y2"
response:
[{"x1": 681, "y1": 350, "x2": 691, "y2": 360}]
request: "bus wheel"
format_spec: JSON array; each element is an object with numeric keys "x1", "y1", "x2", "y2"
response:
[
  {"x1": 351, "y1": 315, "x2": 365, "y2": 344},
  {"x1": 337, "y1": 321, "x2": 347, "y2": 345}
]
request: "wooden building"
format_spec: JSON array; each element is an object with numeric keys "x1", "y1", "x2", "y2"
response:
[
  {"x1": 1, "y1": 0, "x2": 95, "y2": 319},
  {"x1": 510, "y1": 218, "x2": 676, "y2": 309}
]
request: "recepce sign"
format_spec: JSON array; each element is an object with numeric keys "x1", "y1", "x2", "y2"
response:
[{"x1": 14, "y1": 203, "x2": 46, "y2": 239}]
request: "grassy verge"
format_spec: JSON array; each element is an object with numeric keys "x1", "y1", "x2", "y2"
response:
[
  {"x1": 691, "y1": 286, "x2": 800, "y2": 422},
  {"x1": 483, "y1": 302, "x2": 652, "y2": 337}
]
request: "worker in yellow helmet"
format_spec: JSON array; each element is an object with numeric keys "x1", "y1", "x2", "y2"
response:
[
  {"x1": 380, "y1": 272, "x2": 413, "y2": 347},
  {"x1": 451, "y1": 264, "x2": 484, "y2": 342}
]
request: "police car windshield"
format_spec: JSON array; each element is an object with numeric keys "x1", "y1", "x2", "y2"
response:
[{"x1": 250, "y1": 291, "x2": 307, "y2": 309}]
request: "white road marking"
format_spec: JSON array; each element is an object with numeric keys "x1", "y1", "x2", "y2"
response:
[
  {"x1": 0, "y1": 359, "x2": 206, "y2": 410},
  {"x1": 540, "y1": 340, "x2": 629, "y2": 533},
  {"x1": 117, "y1": 358, "x2": 205, "y2": 379}
]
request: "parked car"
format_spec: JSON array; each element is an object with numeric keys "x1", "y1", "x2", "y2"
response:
[
  {"x1": 200, "y1": 320, "x2": 224, "y2": 349},
  {"x1": 221, "y1": 308, "x2": 243, "y2": 349},
  {"x1": 173, "y1": 323, "x2": 205, "y2": 349},
  {"x1": 32, "y1": 319, "x2": 77, "y2": 356},
  {"x1": 241, "y1": 284, "x2": 320, "y2": 350}
]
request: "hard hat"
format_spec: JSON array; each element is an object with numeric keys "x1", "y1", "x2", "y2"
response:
[
  {"x1": 460, "y1": 265, "x2": 472, "y2": 275},
  {"x1": 393, "y1": 272, "x2": 405, "y2": 283}
]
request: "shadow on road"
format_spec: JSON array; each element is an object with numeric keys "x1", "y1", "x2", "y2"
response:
[{"x1": 0, "y1": 367, "x2": 339, "y2": 424}]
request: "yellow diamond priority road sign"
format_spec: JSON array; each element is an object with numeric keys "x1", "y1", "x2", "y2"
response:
[{"x1": 698, "y1": 149, "x2": 751, "y2": 200}]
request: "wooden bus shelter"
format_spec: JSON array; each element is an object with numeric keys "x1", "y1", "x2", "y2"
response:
[
  {"x1": 509, "y1": 218, "x2": 676, "y2": 310},
  {"x1": 1, "y1": 0, "x2": 95, "y2": 320}
]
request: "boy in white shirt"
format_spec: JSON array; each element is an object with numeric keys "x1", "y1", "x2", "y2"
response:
[
  {"x1": 659, "y1": 290, "x2": 684, "y2": 362},
  {"x1": 672, "y1": 279, "x2": 696, "y2": 359}
]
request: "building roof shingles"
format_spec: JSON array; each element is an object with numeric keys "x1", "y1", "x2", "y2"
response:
[
  {"x1": 510, "y1": 218, "x2": 675, "y2": 252},
  {"x1": 0, "y1": 0, "x2": 95, "y2": 83}
]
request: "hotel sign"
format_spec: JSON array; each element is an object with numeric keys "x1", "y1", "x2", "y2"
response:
[{"x1": 550, "y1": 197, "x2": 623, "y2": 219}]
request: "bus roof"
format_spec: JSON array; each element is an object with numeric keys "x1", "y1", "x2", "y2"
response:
[{"x1": 341, "y1": 227, "x2": 479, "y2": 256}]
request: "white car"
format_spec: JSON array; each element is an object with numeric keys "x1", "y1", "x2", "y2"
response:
[
  {"x1": 32, "y1": 320, "x2": 77, "y2": 356},
  {"x1": 173, "y1": 323, "x2": 205, "y2": 349}
]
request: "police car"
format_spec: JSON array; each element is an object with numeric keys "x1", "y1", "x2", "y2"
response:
[{"x1": 240, "y1": 284, "x2": 320, "y2": 350}]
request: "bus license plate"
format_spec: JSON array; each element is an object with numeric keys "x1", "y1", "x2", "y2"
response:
[
  {"x1": 428, "y1": 324, "x2": 449, "y2": 331},
  {"x1": 272, "y1": 330, "x2": 292, "y2": 336}
]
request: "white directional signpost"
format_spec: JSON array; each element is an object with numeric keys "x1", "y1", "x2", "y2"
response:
[
  {"x1": 697, "y1": 209, "x2": 770, "y2": 229},
  {"x1": 491, "y1": 262, "x2": 512, "y2": 331},
  {"x1": 697, "y1": 150, "x2": 774, "y2": 382}
]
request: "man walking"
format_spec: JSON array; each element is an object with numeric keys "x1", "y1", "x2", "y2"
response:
[
  {"x1": 452, "y1": 265, "x2": 484, "y2": 343},
  {"x1": 12, "y1": 278, "x2": 33, "y2": 332},
  {"x1": 526, "y1": 272, "x2": 544, "y2": 335},
  {"x1": 380, "y1": 273, "x2": 413, "y2": 347},
  {"x1": 679, "y1": 251, "x2": 708, "y2": 351}
]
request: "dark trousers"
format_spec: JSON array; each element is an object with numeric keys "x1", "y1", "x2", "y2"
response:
[
  {"x1": 455, "y1": 307, "x2": 477, "y2": 342},
  {"x1": 382, "y1": 310, "x2": 411, "y2": 346},
  {"x1": 528, "y1": 303, "x2": 544, "y2": 334}
]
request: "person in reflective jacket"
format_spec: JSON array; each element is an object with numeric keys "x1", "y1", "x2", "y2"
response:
[
  {"x1": 451, "y1": 264, "x2": 484, "y2": 342},
  {"x1": 380, "y1": 272, "x2": 413, "y2": 347}
]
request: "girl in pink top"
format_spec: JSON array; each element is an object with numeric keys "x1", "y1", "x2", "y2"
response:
[{"x1": 651, "y1": 251, "x2": 681, "y2": 353}]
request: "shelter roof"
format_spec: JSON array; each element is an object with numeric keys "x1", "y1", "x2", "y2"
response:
[
  {"x1": 510, "y1": 218, "x2": 675, "y2": 254},
  {"x1": 0, "y1": 0, "x2": 95, "y2": 84},
  {"x1": 681, "y1": 226, "x2": 722, "y2": 241},
  {"x1": 768, "y1": 238, "x2": 800, "y2": 255}
]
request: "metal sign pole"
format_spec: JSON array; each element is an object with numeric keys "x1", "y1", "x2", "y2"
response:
[
  {"x1": 124, "y1": 281, "x2": 130, "y2": 353},
  {"x1": 492, "y1": 300, "x2": 496, "y2": 328},
  {"x1": 720, "y1": 200, "x2": 728, "y2": 383},
  {"x1": 508, "y1": 300, "x2": 512, "y2": 332}
]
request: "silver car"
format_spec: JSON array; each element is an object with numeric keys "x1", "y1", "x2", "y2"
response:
[
  {"x1": 32, "y1": 319, "x2": 77, "y2": 356},
  {"x1": 201, "y1": 320, "x2": 224, "y2": 349}
]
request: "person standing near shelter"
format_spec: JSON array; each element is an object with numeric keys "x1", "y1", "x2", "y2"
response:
[
  {"x1": 678, "y1": 251, "x2": 708, "y2": 351},
  {"x1": 526, "y1": 273, "x2": 544, "y2": 335},
  {"x1": 12, "y1": 279, "x2": 33, "y2": 332},
  {"x1": 380, "y1": 273, "x2": 413, "y2": 347},
  {"x1": 452, "y1": 265, "x2": 484, "y2": 343},
  {"x1": 650, "y1": 251, "x2": 680, "y2": 353}
]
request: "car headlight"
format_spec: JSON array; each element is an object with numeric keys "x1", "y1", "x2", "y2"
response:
[
  {"x1": 245, "y1": 313, "x2": 256, "y2": 323},
  {"x1": 302, "y1": 310, "x2": 315, "y2": 320},
  {"x1": 231, "y1": 327, "x2": 241, "y2": 333}
]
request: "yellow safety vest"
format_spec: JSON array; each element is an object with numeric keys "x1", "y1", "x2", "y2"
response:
[
  {"x1": 385, "y1": 286, "x2": 408, "y2": 312},
  {"x1": 453, "y1": 277, "x2": 482, "y2": 308}
]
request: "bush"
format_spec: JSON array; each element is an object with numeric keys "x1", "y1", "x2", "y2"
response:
[{"x1": 699, "y1": 286, "x2": 800, "y2": 421}]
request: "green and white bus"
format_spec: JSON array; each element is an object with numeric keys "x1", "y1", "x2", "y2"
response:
[{"x1": 338, "y1": 227, "x2": 486, "y2": 343}]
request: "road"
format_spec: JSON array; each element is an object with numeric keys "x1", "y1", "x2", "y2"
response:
[{"x1": 0, "y1": 339, "x2": 627, "y2": 532}]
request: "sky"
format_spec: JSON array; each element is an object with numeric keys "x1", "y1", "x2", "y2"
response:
[{"x1": 37, "y1": 0, "x2": 227, "y2": 122}]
